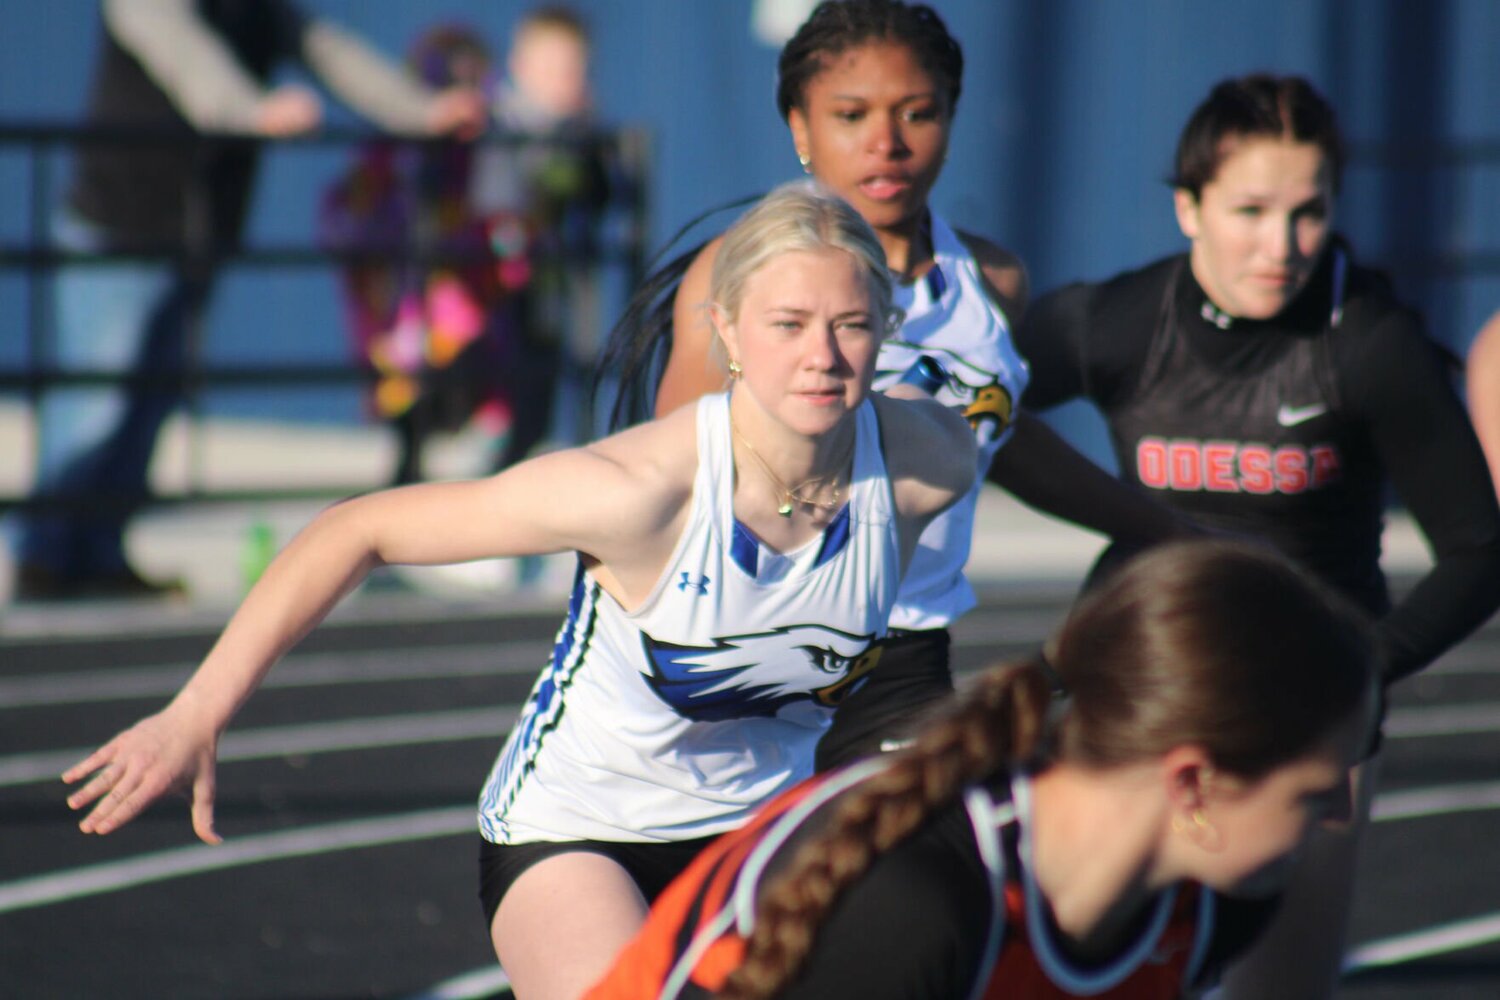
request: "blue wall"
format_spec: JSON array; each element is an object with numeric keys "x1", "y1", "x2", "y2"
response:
[{"x1": 3, "y1": 1, "x2": 1497, "y2": 427}]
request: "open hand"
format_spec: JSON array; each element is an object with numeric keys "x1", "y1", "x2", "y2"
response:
[{"x1": 62, "y1": 708, "x2": 222, "y2": 844}]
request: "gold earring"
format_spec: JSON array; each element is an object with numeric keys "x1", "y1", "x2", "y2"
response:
[
  {"x1": 797, "y1": 151, "x2": 811, "y2": 174},
  {"x1": 727, "y1": 359, "x2": 743, "y2": 378},
  {"x1": 1190, "y1": 809, "x2": 1224, "y2": 852},
  {"x1": 1171, "y1": 808, "x2": 1222, "y2": 851}
]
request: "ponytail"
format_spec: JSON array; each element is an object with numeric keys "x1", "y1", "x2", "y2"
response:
[
  {"x1": 592, "y1": 241, "x2": 702, "y2": 430},
  {"x1": 719, "y1": 659, "x2": 1054, "y2": 1000}
]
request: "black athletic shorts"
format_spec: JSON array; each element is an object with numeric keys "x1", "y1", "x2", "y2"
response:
[
  {"x1": 478, "y1": 835, "x2": 718, "y2": 928},
  {"x1": 814, "y1": 627, "x2": 954, "y2": 772}
]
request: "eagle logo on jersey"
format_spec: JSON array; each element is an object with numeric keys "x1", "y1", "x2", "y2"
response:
[
  {"x1": 963, "y1": 381, "x2": 1014, "y2": 439},
  {"x1": 878, "y1": 343, "x2": 1015, "y2": 444},
  {"x1": 640, "y1": 624, "x2": 881, "y2": 722}
]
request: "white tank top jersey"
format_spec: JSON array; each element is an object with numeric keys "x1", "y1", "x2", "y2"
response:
[
  {"x1": 876, "y1": 214, "x2": 1030, "y2": 631},
  {"x1": 478, "y1": 393, "x2": 900, "y2": 844}
]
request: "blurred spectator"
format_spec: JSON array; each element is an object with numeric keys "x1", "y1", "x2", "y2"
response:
[
  {"x1": 321, "y1": 24, "x2": 511, "y2": 485},
  {"x1": 323, "y1": 7, "x2": 617, "y2": 488},
  {"x1": 473, "y1": 5, "x2": 614, "y2": 472},
  {"x1": 10, "y1": 0, "x2": 484, "y2": 603}
]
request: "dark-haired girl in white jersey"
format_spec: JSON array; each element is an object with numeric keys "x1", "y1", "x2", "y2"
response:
[{"x1": 606, "y1": 0, "x2": 1189, "y2": 775}]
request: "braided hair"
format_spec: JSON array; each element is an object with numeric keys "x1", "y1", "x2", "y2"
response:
[
  {"x1": 719, "y1": 539, "x2": 1377, "y2": 999},
  {"x1": 718, "y1": 657, "x2": 1052, "y2": 1000}
]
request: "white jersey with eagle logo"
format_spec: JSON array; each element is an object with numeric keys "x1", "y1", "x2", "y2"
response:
[
  {"x1": 875, "y1": 213, "x2": 1031, "y2": 631},
  {"x1": 478, "y1": 392, "x2": 900, "y2": 844}
]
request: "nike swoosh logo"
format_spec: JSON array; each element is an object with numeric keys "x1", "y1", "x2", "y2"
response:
[{"x1": 1277, "y1": 403, "x2": 1328, "y2": 427}]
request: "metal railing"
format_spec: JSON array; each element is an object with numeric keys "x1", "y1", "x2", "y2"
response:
[{"x1": 0, "y1": 122, "x2": 651, "y2": 513}]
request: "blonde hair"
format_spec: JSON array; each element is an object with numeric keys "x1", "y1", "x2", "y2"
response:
[{"x1": 710, "y1": 182, "x2": 901, "y2": 338}]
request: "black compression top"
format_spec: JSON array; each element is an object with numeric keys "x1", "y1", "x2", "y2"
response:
[{"x1": 1016, "y1": 243, "x2": 1500, "y2": 682}]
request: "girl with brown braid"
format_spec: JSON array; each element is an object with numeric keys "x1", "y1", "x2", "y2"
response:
[{"x1": 584, "y1": 539, "x2": 1378, "y2": 1000}]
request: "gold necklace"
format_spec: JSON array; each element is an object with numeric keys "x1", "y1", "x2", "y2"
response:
[{"x1": 731, "y1": 421, "x2": 854, "y2": 518}]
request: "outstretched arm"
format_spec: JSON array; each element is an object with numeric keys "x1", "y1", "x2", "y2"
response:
[
  {"x1": 63, "y1": 427, "x2": 692, "y2": 841},
  {"x1": 989, "y1": 269, "x2": 1194, "y2": 546},
  {"x1": 1354, "y1": 313, "x2": 1500, "y2": 681},
  {"x1": 299, "y1": 16, "x2": 485, "y2": 137},
  {"x1": 986, "y1": 412, "x2": 1198, "y2": 544},
  {"x1": 64, "y1": 489, "x2": 420, "y2": 842},
  {"x1": 103, "y1": 0, "x2": 300, "y2": 133},
  {"x1": 103, "y1": 0, "x2": 483, "y2": 138}
]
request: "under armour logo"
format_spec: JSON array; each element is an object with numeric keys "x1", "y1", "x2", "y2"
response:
[{"x1": 677, "y1": 573, "x2": 710, "y2": 594}]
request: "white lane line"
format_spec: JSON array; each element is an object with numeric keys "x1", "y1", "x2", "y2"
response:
[
  {"x1": 0, "y1": 806, "x2": 477, "y2": 915},
  {"x1": 0, "y1": 641, "x2": 552, "y2": 708},
  {"x1": 1383, "y1": 703, "x2": 1500, "y2": 739},
  {"x1": 6, "y1": 696, "x2": 1496, "y2": 792},
  {"x1": 1345, "y1": 912, "x2": 1500, "y2": 971},
  {"x1": 0, "y1": 706, "x2": 520, "y2": 788},
  {"x1": 5, "y1": 626, "x2": 1493, "y2": 711},
  {"x1": 4, "y1": 773, "x2": 1498, "y2": 977},
  {"x1": 1343, "y1": 783, "x2": 1500, "y2": 972},
  {"x1": 403, "y1": 966, "x2": 512, "y2": 1000},
  {"x1": 1372, "y1": 780, "x2": 1500, "y2": 822}
]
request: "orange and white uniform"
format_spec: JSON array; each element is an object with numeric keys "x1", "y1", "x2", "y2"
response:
[{"x1": 588, "y1": 762, "x2": 1246, "y2": 1000}]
